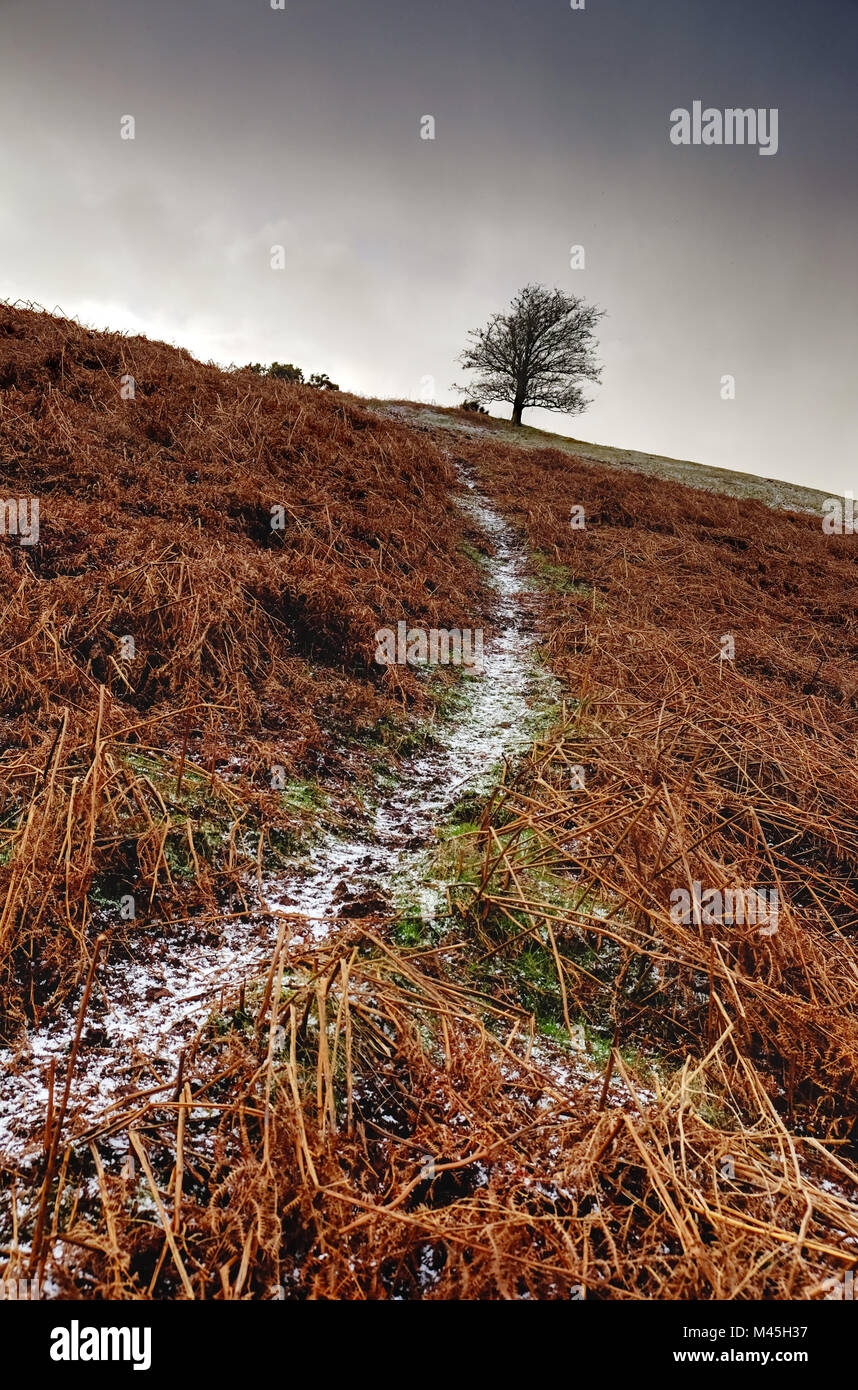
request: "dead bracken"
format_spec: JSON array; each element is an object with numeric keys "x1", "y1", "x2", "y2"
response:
[{"x1": 2, "y1": 309, "x2": 858, "y2": 1302}]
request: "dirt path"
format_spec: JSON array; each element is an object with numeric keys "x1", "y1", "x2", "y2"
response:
[{"x1": 0, "y1": 466, "x2": 557, "y2": 1173}]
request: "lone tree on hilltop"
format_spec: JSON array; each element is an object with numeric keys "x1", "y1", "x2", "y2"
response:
[{"x1": 455, "y1": 284, "x2": 603, "y2": 427}]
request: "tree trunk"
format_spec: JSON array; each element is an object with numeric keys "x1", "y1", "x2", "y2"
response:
[{"x1": 511, "y1": 399, "x2": 524, "y2": 426}]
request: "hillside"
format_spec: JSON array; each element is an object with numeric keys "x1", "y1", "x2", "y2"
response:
[
  {"x1": 0, "y1": 304, "x2": 492, "y2": 1026},
  {"x1": 2, "y1": 308, "x2": 858, "y2": 1303},
  {"x1": 378, "y1": 400, "x2": 831, "y2": 514}
]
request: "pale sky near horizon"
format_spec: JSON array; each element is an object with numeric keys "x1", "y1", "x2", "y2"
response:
[{"x1": 1, "y1": 0, "x2": 856, "y2": 491}]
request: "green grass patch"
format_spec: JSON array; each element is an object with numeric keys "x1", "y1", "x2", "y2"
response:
[
  {"x1": 460, "y1": 539, "x2": 491, "y2": 572},
  {"x1": 531, "y1": 550, "x2": 591, "y2": 597}
]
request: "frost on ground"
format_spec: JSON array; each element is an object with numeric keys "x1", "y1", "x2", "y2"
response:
[{"x1": 0, "y1": 470, "x2": 559, "y2": 1168}]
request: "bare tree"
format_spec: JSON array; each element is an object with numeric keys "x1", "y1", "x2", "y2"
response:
[{"x1": 455, "y1": 284, "x2": 603, "y2": 427}]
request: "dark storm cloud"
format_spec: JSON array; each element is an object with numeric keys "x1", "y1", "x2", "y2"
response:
[{"x1": 1, "y1": 0, "x2": 855, "y2": 489}]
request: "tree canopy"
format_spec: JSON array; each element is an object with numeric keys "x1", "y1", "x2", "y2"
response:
[{"x1": 455, "y1": 284, "x2": 603, "y2": 426}]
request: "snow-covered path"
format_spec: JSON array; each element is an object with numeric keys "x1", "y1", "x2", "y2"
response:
[{"x1": 0, "y1": 469, "x2": 556, "y2": 1169}]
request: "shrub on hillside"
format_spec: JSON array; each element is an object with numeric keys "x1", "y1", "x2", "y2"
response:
[
  {"x1": 268, "y1": 361, "x2": 305, "y2": 383},
  {"x1": 244, "y1": 363, "x2": 340, "y2": 390}
]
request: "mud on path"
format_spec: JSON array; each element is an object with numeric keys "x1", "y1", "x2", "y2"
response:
[{"x1": 0, "y1": 466, "x2": 558, "y2": 1176}]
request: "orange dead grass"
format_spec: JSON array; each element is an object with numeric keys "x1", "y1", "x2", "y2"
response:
[
  {"x1": 4, "y1": 315, "x2": 858, "y2": 1302},
  {"x1": 0, "y1": 305, "x2": 487, "y2": 1029}
]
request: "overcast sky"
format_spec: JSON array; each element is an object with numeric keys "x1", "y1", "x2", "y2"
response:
[{"x1": 1, "y1": 0, "x2": 856, "y2": 491}]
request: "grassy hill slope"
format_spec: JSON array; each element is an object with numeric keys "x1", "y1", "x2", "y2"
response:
[{"x1": 377, "y1": 400, "x2": 831, "y2": 513}]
